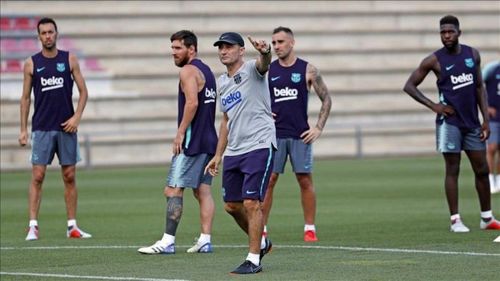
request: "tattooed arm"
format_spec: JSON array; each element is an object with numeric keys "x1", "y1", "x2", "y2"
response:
[{"x1": 300, "y1": 63, "x2": 332, "y2": 144}]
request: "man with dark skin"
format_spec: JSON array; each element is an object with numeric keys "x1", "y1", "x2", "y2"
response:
[{"x1": 403, "y1": 15, "x2": 500, "y2": 232}]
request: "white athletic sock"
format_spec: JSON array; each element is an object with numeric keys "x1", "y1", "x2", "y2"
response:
[
  {"x1": 67, "y1": 219, "x2": 76, "y2": 227},
  {"x1": 161, "y1": 233, "x2": 175, "y2": 245},
  {"x1": 481, "y1": 210, "x2": 493, "y2": 220},
  {"x1": 260, "y1": 235, "x2": 266, "y2": 249},
  {"x1": 246, "y1": 253, "x2": 260, "y2": 266},
  {"x1": 304, "y1": 224, "x2": 316, "y2": 232},
  {"x1": 450, "y1": 214, "x2": 461, "y2": 222},
  {"x1": 29, "y1": 220, "x2": 38, "y2": 227},
  {"x1": 263, "y1": 225, "x2": 268, "y2": 233},
  {"x1": 198, "y1": 233, "x2": 211, "y2": 244}
]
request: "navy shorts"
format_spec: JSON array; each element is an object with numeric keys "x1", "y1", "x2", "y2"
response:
[
  {"x1": 222, "y1": 147, "x2": 274, "y2": 202},
  {"x1": 166, "y1": 153, "x2": 213, "y2": 189},
  {"x1": 273, "y1": 138, "x2": 313, "y2": 173},
  {"x1": 436, "y1": 122, "x2": 486, "y2": 153},
  {"x1": 30, "y1": 130, "x2": 81, "y2": 165},
  {"x1": 488, "y1": 121, "x2": 500, "y2": 145}
]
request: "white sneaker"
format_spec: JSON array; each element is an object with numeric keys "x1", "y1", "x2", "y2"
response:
[
  {"x1": 480, "y1": 218, "x2": 500, "y2": 230},
  {"x1": 450, "y1": 219, "x2": 470, "y2": 233},
  {"x1": 494, "y1": 236, "x2": 500, "y2": 242},
  {"x1": 25, "y1": 226, "x2": 39, "y2": 241},
  {"x1": 492, "y1": 184, "x2": 500, "y2": 194},
  {"x1": 138, "y1": 240, "x2": 175, "y2": 254},
  {"x1": 187, "y1": 241, "x2": 213, "y2": 253},
  {"x1": 67, "y1": 225, "x2": 92, "y2": 238}
]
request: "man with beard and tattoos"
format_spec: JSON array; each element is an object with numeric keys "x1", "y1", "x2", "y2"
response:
[
  {"x1": 138, "y1": 30, "x2": 217, "y2": 254},
  {"x1": 403, "y1": 15, "x2": 500, "y2": 233},
  {"x1": 262, "y1": 26, "x2": 332, "y2": 242}
]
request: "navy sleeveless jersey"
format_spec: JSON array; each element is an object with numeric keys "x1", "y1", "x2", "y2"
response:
[
  {"x1": 31, "y1": 50, "x2": 74, "y2": 131},
  {"x1": 484, "y1": 62, "x2": 500, "y2": 122},
  {"x1": 177, "y1": 59, "x2": 218, "y2": 156},
  {"x1": 268, "y1": 58, "x2": 309, "y2": 138},
  {"x1": 434, "y1": 44, "x2": 480, "y2": 129}
]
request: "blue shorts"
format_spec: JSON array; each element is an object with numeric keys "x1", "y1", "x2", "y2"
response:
[
  {"x1": 436, "y1": 122, "x2": 486, "y2": 153},
  {"x1": 30, "y1": 131, "x2": 81, "y2": 165},
  {"x1": 273, "y1": 138, "x2": 313, "y2": 173},
  {"x1": 222, "y1": 147, "x2": 274, "y2": 202},
  {"x1": 488, "y1": 121, "x2": 500, "y2": 145},
  {"x1": 167, "y1": 153, "x2": 213, "y2": 189}
]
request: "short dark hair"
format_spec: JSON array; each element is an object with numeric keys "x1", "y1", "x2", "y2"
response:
[
  {"x1": 273, "y1": 26, "x2": 294, "y2": 37},
  {"x1": 440, "y1": 15, "x2": 460, "y2": 29},
  {"x1": 170, "y1": 30, "x2": 197, "y2": 52},
  {"x1": 37, "y1": 17, "x2": 57, "y2": 34}
]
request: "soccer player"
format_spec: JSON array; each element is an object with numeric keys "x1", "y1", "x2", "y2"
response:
[
  {"x1": 138, "y1": 30, "x2": 217, "y2": 254},
  {"x1": 483, "y1": 60, "x2": 500, "y2": 193},
  {"x1": 262, "y1": 26, "x2": 332, "y2": 242},
  {"x1": 19, "y1": 17, "x2": 91, "y2": 240},
  {"x1": 403, "y1": 15, "x2": 500, "y2": 232},
  {"x1": 205, "y1": 32, "x2": 275, "y2": 274}
]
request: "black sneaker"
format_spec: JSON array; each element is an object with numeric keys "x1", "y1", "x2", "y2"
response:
[
  {"x1": 230, "y1": 260, "x2": 262, "y2": 274},
  {"x1": 260, "y1": 238, "x2": 272, "y2": 261}
]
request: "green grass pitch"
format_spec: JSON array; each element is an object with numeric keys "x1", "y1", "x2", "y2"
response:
[{"x1": 1, "y1": 156, "x2": 499, "y2": 280}]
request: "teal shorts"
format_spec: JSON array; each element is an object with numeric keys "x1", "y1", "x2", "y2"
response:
[
  {"x1": 273, "y1": 138, "x2": 313, "y2": 173},
  {"x1": 436, "y1": 122, "x2": 486, "y2": 153},
  {"x1": 30, "y1": 131, "x2": 81, "y2": 165},
  {"x1": 166, "y1": 153, "x2": 213, "y2": 189}
]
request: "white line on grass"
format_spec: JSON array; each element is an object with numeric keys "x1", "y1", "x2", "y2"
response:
[
  {"x1": 1, "y1": 244, "x2": 499, "y2": 257},
  {"x1": 0, "y1": 272, "x2": 189, "y2": 281}
]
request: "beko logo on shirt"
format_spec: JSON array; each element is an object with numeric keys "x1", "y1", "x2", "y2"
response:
[
  {"x1": 222, "y1": 91, "x2": 242, "y2": 111},
  {"x1": 450, "y1": 73, "x2": 474, "y2": 90},
  {"x1": 273, "y1": 87, "x2": 298, "y2": 102},
  {"x1": 41, "y1": 76, "x2": 64, "y2": 92},
  {"x1": 204, "y1": 88, "x2": 216, "y2": 104}
]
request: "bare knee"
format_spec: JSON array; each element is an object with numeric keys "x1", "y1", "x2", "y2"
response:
[
  {"x1": 62, "y1": 168, "x2": 76, "y2": 185},
  {"x1": 243, "y1": 200, "x2": 260, "y2": 213},
  {"x1": 475, "y1": 164, "x2": 490, "y2": 178},
  {"x1": 193, "y1": 184, "x2": 211, "y2": 201},
  {"x1": 164, "y1": 186, "x2": 183, "y2": 198},
  {"x1": 32, "y1": 170, "x2": 45, "y2": 187},
  {"x1": 446, "y1": 163, "x2": 460, "y2": 177},
  {"x1": 224, "y1": 202, "x2": 242, "y2": 215},
  {"x1": 296, "y1": 173, "x2": 313, "y2": 190}
]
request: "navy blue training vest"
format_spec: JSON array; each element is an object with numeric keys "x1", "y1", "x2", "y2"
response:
[
  {"x1": 268, "y1": 58, "x2": 309, "y2": 139},
  {"x1": 177, "y1": 58, "x2": 218, "y2": 156},
  {"x1": 31, "y1": 50, "x2": 74, "y2": 131},
  {"x1": 434, "y1": 44, "x2": 480, "y2": 129}
]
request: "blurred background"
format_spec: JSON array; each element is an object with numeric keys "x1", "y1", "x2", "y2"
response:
[{"x1": 1, "y1": 0, "x2": 499, "y2": 170}]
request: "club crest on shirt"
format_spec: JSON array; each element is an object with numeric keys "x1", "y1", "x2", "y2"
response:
[
  {"x1": 464, "y1": 58, "x2": 474, "y2": 68},
  {"x1": 234, "y1": 73, "x2": 242, "y2": 84},
  {"x1": 291, "y1": 73, "x2": 301, "y2": 83},
  {"x1": 57, "y1": 63, "x2": 66, "y2": 72}
]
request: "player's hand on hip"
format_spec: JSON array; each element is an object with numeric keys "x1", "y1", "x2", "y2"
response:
[
  {"x1": 300, "y1": 126, "x2": 322, "y2": 144},
  {"x1": 204, "y1": 156, "x2": 221, "y2": 177},
  {"x1": 18, "y1": 131, "x2": 28, "y2": 146},
  {"x1": 247, "y1": 36, "x2": 270, "y2": 54},
  {"x1": 432, "y1": 103, "x2": 455, "y2": 117},
  {"x1": 61, "y1": 116, "x2": 79, "y2": 133},
  {"x1": 480, "y1": 122, "x2": 490, "y2": 142}
]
